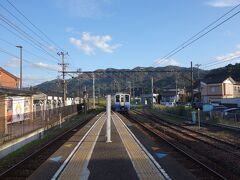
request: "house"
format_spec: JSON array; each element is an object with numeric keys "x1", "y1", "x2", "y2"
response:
[
  {"x1": 201, "y1": 76, "x2": 240, "y2": 103},
  {"x1": 0, "y1": 67, "x2": 19, "y2": 89},
  {"x1": 160, "y1": 88, "x2": 186, "y2": 103},
  {"x1": 141, "y1": 94, "x2": 159, "y2": 105}
]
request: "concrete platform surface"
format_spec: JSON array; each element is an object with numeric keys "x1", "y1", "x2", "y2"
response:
[{"x1": 29, "y1": 112, "x2": 168, "y2": 180}]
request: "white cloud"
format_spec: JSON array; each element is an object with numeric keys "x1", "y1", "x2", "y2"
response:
[
  {"x1": 154, "y1": 58, "x2": 179, "y2": 66},
  {"x1": 30, "y1": 62, "x2": 60, "y2": 71},
  {"x1": 5, "y1": 58, "x2": 20, "y2": 68},
  {"x1": 69, "y1": 32, "x2": 121, "y2": 55},
  {"x1": 48, "y1": 46, "x2": 57, "y2": 52},
  {"x1": 216, "y1": 50, "x2": 240, "y2": 61},
  {"x1": 56, "y1": 0, "x2": 112, "y2": 18},
  {"x1": 69, "y1": 37, "x2": 94, "y2": 55},
  {"x1": 206, "y1": 0, "x2": 240, "y2": 7}
]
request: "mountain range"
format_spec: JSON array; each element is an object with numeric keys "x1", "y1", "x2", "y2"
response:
[{"x1": 34, "y1": 63, "x2": 240, "y2": 97}]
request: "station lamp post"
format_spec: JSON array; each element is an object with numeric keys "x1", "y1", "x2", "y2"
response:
[{"x1": 16, "y1": 45, "x2": 23, "y2": 89}]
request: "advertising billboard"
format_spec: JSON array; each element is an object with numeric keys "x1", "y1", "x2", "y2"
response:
[{"x1": 6, "y1": 96, "x2": 31, "y2": 124}]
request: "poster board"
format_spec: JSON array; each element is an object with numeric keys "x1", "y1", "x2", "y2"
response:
[{"x1": 6, "y1": 96, "x2": 31, "y2": 124}]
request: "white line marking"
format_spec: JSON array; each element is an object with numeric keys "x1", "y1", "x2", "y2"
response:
[
  {"x1": 113, "y1": 112, "x2": 171, "y2": 180},
  {"x1": 79, "y1": 117, "x2": 105, "y2": 180},
  {"x1": 51, "y1": 113, "x2": 105, "y2": 180}
]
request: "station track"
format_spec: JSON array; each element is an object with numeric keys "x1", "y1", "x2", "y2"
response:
[
  {"x1": 0, "y1": 111, "x2": 102, "y2": 179},
  {"x1": 136, "y1": 109, "x2": 240, "y2": 157},
  {"x1": 132, "y1": 110, "x2": 240, "y2": 178},
  {"x1": 121, "y1": 110, "x2": 238, "y2": 179}
]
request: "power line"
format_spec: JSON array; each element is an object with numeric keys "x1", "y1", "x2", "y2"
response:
[
  {"x1": 0, "y1": 22, "x2": 45, "y2": 53},
  {"x1": 153, "y1": 3, "x2": 240, "y2": 66},
  {"x1": 164, "y1": 10, "x2": 240, "y2": 61},
  {"x1": 202, "y1": 57, "x2": 240, "y2": 69},
  {"x1": 0, "y1": 37, "x2": 56, "y2": 64},
  {"x1": 0, "y1": 14, "x2": 59, "y2": 62},
  {"x1": 6, "y1": 0, "x2": 63, "y2": 51},
  {"x1": 0, "y1": 47, "x2": 58, "y2": 76},
  {"x1": 0, "y1": 2, "x2": 55, "y2": 50}
]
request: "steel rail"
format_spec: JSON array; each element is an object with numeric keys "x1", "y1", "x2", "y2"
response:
[
  {"x1": 0, "y1": 111, "x2": 103, "y2": 177},
  {"x1": 122, "y1": 112, "x2": 228, "y2": 180}
]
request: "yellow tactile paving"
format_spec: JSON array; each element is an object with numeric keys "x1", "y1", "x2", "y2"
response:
[
  {"x1": 58, "y1": 115, "x2": 105, "y2": 180},
  {"x1": 112, "y1": 114, "x2": 165, "y2": 180}
]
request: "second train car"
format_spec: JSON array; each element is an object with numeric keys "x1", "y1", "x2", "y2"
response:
[{"x1": 113, "y1": 93, "x2": 130, "y2": 111}]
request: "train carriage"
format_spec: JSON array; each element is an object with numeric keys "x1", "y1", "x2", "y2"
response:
[{"x1": 113, "y1": 93, "x2": 130, "y2": 111}]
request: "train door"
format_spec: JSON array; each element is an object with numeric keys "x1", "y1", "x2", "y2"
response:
[{"x1": 120, "y1": 94, "x2": 124, "y2": 107}]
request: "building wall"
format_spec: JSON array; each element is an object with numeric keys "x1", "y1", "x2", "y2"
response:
[
  {"x1": 233, "y1": 85, "x2": 240, "y2": 98},
  {"x1": 0, "y1": 69, "x2": 19, "y2": 88},
  {"x1": 223, "y1": 83, "x2": 234, "y2": 98},
  {"x1": 0, "y1": 95, "x2": 7, "y2": 135},
  {"x1": 201, "y1": 81, "x2": 240, "y2": 102}
]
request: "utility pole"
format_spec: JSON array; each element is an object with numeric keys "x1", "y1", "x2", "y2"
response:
[
  {"x1": 92, "y1": 73, "x2": 95, "y2": 109},
  {"x1": 191, "y1": 61, "x2": 194, "y2": 106},
  {"x1": 195, "y1": 64, "x2": 201, "y2": 79},
  {"x1": 175, "y1": 73, "x2": 178, "y2": 103},
  {"x1": 98, "y1": 87, "x2": 100, "y2": 104},
  {"x1": 128, "y1": 81, "x2": 131, "y2": 96},
  {"x1": 58, "y1": 52, "x2": 68, "y2": 106},
  {"x1": 151, "y1": 76, "x2": 154, "y2": 108},
  {"x1": 77, "y1": 68, "x2": 81, "y2": 100},
  {"x1": 16, "y1": 45, "x2": 22, "y2": 89}
]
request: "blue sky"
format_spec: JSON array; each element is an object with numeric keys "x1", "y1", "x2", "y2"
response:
[{"x1": 0, "y1": 0, "x2": 240, "y2": 86}]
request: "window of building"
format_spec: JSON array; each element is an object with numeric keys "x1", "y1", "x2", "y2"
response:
[{"x1": 210, "y1": 86, "x2": 219, "y2": 93}]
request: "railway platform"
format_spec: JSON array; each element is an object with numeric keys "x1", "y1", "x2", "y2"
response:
[{"x1": 28, "y1": 112, "x2": 169, "y2": 180}]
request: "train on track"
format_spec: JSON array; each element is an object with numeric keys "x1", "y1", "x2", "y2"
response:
[{"x1": 113, "y1": 93, "x2": 130, "y2": 112}]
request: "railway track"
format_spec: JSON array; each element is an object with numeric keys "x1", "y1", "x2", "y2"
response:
[
  {"x1": 123, "y1": 110, "x2": 239, "y2": 179},
  {"x1": 0, "y1": 111, "x2": 102, "y2": 179},
  {"x1": 152, "y1": 108, "x2": 240, "y2": 133},
  {"x1": 136, "y1": 109, "x2": 240, "y2": 157}
]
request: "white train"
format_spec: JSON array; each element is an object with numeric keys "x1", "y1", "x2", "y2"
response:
[{"x1": 113, "y1": 93, "x2": 130, "y2": 111}]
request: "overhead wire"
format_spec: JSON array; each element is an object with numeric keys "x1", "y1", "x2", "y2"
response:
[
  {"x1": 0, "y1": 1, "x2": 69, "y2": 87},
  {"x1": 6, "y1": 0, "x2": 63, "y2": 51},
  {"x1": 0, "y1": 37, "x2": 56, "y2": 64},
  {"x1": 0, "y1": 2, "x2": 55, "y2": 50},
  {"x1": 0, "y1": 47, "x2": 58, "y2": 76},
  {"x1": 202, "y1": 57, "x2": 240, "y2": 69},
  {"x1": 153, "y1": 3, "x2": 240, "y2": 67},
  {"x1": 0, "y1": 14, "x2": 59, "y2": 62}
]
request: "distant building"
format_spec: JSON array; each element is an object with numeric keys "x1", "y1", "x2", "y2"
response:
[
  {"x1": 201, "y1": 76, "x2": 240, "y2": 103},
  {"x1": 160, "y1": 88, "x2": 186, "y2": 103},
  {"x1": 0, "y1": 67, "x2": 19, "y2": 89},
  {"x1": 141, "y1": 94, "x2": 159, "y2": 105}
]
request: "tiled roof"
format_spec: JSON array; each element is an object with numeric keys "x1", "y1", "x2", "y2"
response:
[
  {"x1": 0, "y1": 87, "x2": 35, "y2": 96},
  {"x1": 201, "y1": 76, "x2": 235, "y2": 84},
  {"x1": 0, "y1": 67, "x2": 19, "y2": 80}
]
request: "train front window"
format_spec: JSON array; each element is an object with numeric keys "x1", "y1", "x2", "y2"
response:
[
  {"x1": 120, "y1": 96, "x2": 124, "y2": 102},
  {"x1": 116, "y1": 95, "x2": 120, "y2": 102},
  {"x1": 125, "y1": 95, "x2": 129, "y2": 102}
]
